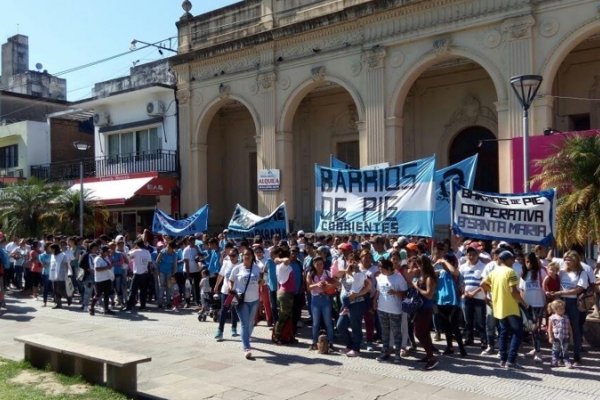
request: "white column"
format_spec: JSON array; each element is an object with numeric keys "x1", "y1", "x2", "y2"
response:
[
  {"x1": 361, "y1": 47, "x2": 387, "y2": 165},
  {"x1": 533, "y1": 94, "x2": 554, "y2": 135},
  {"x1": 385, "y1": 116, "x2": 403, "y2": 164},
  {"x1": 276, "y1": 131, "x2": 294, "y2": 221},
  {"x1": 256, "y1": 71, "x2": 279, "y2": 215},
  {"x1": 495, "y1": 100, "x2": 511, "y2": 192}
]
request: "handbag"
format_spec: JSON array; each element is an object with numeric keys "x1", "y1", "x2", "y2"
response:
[
  {"x1": 520, "y1": 305, "x2": 535, "y2": 333},
  {"x1": 401, "y1": 287, "x2": 423, "y2": 316},
  {"x1": 65, "y1": 278, "x2": 75, "y2": 298},
  {"x1": 577, "y1": 272, "x2": 595, "y2": 312},
  {"x1": 237, "y1": 265, "x2": 254, "y2": 304}
]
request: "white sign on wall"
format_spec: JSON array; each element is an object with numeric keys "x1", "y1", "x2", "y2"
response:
[{"x1": 258, "y1": 169, "x2": 281, "y2": 191}]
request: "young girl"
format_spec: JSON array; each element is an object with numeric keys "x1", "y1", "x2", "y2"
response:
[
  {"x1": 543, "y1": 261, "x2": 561, "y2": 303},
  {"x1": 170, "y1": 275, "x2": 182, "y2": 311},
  {"x1": 548, "y1": 299, "x2": 573, "y2": 368},
  {"x1": 199, "y1": 268, "x2": 211, "y2": 316},
  {"x1": 520, "y1": 252, "x2": 547, "y2": 363}
]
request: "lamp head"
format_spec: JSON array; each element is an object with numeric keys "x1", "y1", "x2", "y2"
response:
[
  {"x1": 129, "y1": 39, "x2": 137, "y2": 51},
  {"x1": 73, "y1": 141, "x2": 91, "y2": 151},
  {"x1": 510, "y1": 74, "x2": 543, "y2": 110}
]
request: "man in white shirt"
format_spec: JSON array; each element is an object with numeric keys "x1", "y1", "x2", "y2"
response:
[
  {"x1": 459, "y1": 246, "x2": 488, "y2": 349},
  {"x1": 123, "y1": 239, "x2": 151, "y2": 312}
]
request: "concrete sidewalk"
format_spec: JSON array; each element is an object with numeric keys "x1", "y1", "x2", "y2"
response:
[{"x1": 1, "y1": 292, "x2": 599, "y2": 400}]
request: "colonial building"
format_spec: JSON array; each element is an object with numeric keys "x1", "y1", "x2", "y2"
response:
[{"x1": 172, "y1": 0, "x2": 600, "y2": 231}]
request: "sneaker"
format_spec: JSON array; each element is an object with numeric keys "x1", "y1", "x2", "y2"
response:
[
  {"x1": 481, "y1": 346, "x2": 494, "y2": 356},
  {"x1": 506, "y1": 362, "x2": 524, "y2": 370},
  {"x1": 533, "y1": 353, "x2": 542, "y2": 363},
  {"x1": 366, "y1": 342, "x2": 375, "y2": 352},
  {"x1": 424, "y1": 358, "x2": 439, "y2": 370},
  {"x1": 231, "y1": 328, "x2": 239, "y2": 337},
  {"x1": 215, "y1": 330, "x2": 223, "y2": 341},
  {"x1": 244, "y1": 350, "x2": 252, "y2": 359},
  {"x1": 558, "y1": 360, "x2": 565, "y2": 367},
  {"x1": 550, "y1": 360, "x2": 558, "y2": 368},
  {"x1": 566, "y1": 362, "x2": 574, "y2": 369},
  {"x1": 393, "y1": 354, "x2": 402, "y2": 364},
  {"x1": 442, "y1": 348, "x2": 454, "y2": 355},
  {"x1": 376, "y1": 354, "x2": 391, "y2": 362},
  {"x1": 572, "y1": 361, "x2": 582, "y2": 367},
  {"x1": 434, "y1": 332, "x2": 442, "y2": 342},
  {"x1": 339, "y1": 308, "x2": 350, "y2": 316},
  {"x1": 498, "y1": 361, "x2": 507, "y2": 368},
  {"x1": 400, "y1": 349, "x2": 408, "y2": 357},
  {"x1": 527, "y1": 349, "x2": 537, "y2": 357},
  {"x1": 346, "y1": 350, "x2": 359, "y2": 358}
]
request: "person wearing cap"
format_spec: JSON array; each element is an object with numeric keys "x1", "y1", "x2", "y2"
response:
[
  {"x1": 371, "y1": 236, "x2": 389, "y2": 262},
  {"x1": 459, "y1": 246, "x2": 488, "y2": 349},
  {"x1": 481, "y1": 250, "x2": 527, "y2": 369}
]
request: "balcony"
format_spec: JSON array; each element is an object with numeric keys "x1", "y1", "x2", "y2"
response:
[
  {"x1": 30, "y1": 150, "x2": 178, "y2": 182},
  {"x1": 0, "y1": 168, "x2": 24, "y2": 178}
]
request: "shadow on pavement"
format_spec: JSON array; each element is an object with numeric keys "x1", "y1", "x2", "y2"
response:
[{"x1": 253, "y1": 347, "x2": 343, "y2": 367}]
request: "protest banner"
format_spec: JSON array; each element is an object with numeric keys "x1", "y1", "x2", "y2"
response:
[
  {"x1": 315, "y1": 155, "x2": 436, "y2": 236},
  {"x1": 451, "y1": 182, "x2": 556, "y2": 245},
  {"x1": 152, "y1": 205, "x2": 209, "y2": 236},
  {"x1": 227, "y1": 202, "x2": 289, "y2": 239},
  {"x1": 434, "y1": 155, "x2": 478, "y2": 225}
]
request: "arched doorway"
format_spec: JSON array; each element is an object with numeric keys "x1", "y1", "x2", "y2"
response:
[
  {"x1": 449, "y1": 126, "x2": 498, "y2": 192},
  {"x1": 288, "y1": 82, "x2": 360, "y2": 230},
  {"x1": 205, "y1": 100, "x2": 257, "y2": 230}
]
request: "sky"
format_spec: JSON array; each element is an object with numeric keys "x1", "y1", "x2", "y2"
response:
[{"x1": 0, "y1": 0, "x2": 238, "y2": 101}]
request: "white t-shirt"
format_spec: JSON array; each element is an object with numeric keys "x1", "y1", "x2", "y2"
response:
[
  {"x1": 182, "y1": 246, "x2": 200, "y2": 273},
  {"x1": 276, "y1": 262, "x2": 293, "y2": 285},
  {"x1": 229, "y1": 264, "x2": 261, "y2": 303},
  {"x1": 559, "y1": 270, "x2": 589, "y2": 299},
  {"x1": 519, "y1": 269, "x2": 547, "y2": 307},
  {"x1": 376, "y1": 273, "x2": 408, "y2": 315},
  {"x1": 94, "y1": 255, "x2": 112, "y2": 283},
  {"x1": 218, "y1": 259, "x2": 237, "y2": 295},
  {"x1": 128, "y1": 248, "x2": 151, "y2": 274},
  {"x1": 554, "y1": 257, "x2": 596, "y2": 287},
  {"x1": 340, "y1": 271, "x2": 367, "y2": 303},
  {"x1": 49, "y1": 252, "x2": 68, "y2": 281}
]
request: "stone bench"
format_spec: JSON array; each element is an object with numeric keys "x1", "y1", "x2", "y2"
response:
[{"x1": 14, "y1": 333, "x2": 151, "y2": 396}]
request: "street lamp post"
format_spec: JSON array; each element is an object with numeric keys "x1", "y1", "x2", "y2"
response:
[
  {"x1": 510, "y1": 74, "x2": 543, "y2": 193},
  {"x1": 73, "y1": 141, "x2": 91, "y2": 237}
]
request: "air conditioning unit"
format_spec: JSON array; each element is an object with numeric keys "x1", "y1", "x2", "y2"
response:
[
  {"x1": 146, "y1": 100, "x2": 165, "y2": 116},
  {"x1": 93, "y1": 112, "x2": 110, "y2": 127}
]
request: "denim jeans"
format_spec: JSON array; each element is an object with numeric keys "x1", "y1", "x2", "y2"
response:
[
  {"x1": 113, "y1": 273, "x2": 128, "y2": 304},
  {"x1": 81, "y1": 278, "x2": 95, "y2": 307},
  {"x1": 336, "y1": 299, "x2": 367, "y2": 352},
  {"x1": 463, "y1": 297, "x2": 487, "y2": 345},
  {"x1": 41, "y1": 274, "x2": 52, "y2": 304},
  {"x1": 155, "y1": 272, "x2": 171, "y2": 307},
  {"x1": 378, "y1": 310, "x2": 403, "y2": 354},
  {"x1": 14, "y1": 264, "x2": 23, "y2": 289},
  {"x1": 218, "y1": 293, "x2": 238, "y2": 331},
  {"x1": 563, "y1": 298, "x2": 582, "y2": 362},
  {"x1": 497, "y1": 314, "x2": 523, "y2": 363},
  {"x1": 311, "y1": 294, "x2": 334, "y2": 344},
  {"x1": 485, "y1": 304, "x2": 497, "y2": 348},
  {"x1": 235, "y1": 300, "x2": 259, "y2": 351}
]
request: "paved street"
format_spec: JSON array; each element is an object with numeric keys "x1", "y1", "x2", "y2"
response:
[{"x1": 1, "y1": 292, "x2": 599, "y2": 400}]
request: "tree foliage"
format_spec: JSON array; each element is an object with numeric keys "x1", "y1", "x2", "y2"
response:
[{"x1": 532, "y1": 134, "x2": 600, "y2": 248}]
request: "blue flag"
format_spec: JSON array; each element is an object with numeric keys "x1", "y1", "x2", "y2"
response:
[
  {"x1": 315, "y1": 155, "x2": 436, "y2": 236},
  {"x1": 451, "y1": 182, "x2": 556, "y2": 246},
  {"x1": 227, "y1": 202, "x2": 289, "y2": 239},
  {"x1": 152, "y1": 205, "x2": 209, "y2": 237},
  {"x1": 434, "y1": 155, "x2": 478, "y2": 225},
  {"x1": 330, "y1": 155, "x2": 352, "y2": 169}
]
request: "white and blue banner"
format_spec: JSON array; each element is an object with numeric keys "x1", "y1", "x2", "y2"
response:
[
  {"x1": 152, "y1": 205, "x2": 209, "y2": 236},
  {"x1": 315, "y1": 155, "x2": 436, "y2": 236},
  {"x1": 329, "y1": 155, "x2": 389, "y2": 170},
  {"x1": 451, "y1": 182, "x2": 556, "y2": 245},
  {"x1": 227, "y1": 202, "x2": 289, "y2": 239},
  {"x1": 434, "y1": 155, "x2": 478, "y2": 225}
]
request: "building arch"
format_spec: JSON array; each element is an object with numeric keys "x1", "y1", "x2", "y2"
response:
[
  {"x1": 388, "y1": 46, "x2": 507, "y2": 118},
  {"x1": 278, "y1": 74, "x2": 365, "y2": 133},
  {"x1": 449, "y1": 126, "x2": 498, "y2": 193},
  {"x1": 539, "y1": 19, "x2": 600, "y2": 95},
  {"x1": 194, "y1": 93, "x2": 261, "y2": 145}
]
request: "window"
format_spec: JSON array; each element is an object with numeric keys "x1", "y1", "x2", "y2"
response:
[
  {"x1": 336, "y1": 140, "x2": 359, "y2": 169},
  {"x1": 0, "y1": 144, "x2": 18, "y2": 169},
  {"x1": 107, "y1": 127, "x2": 161, "y2": 157},
  {"x1": 568, "y1": 114, "x2": 590, "y2": 131}
]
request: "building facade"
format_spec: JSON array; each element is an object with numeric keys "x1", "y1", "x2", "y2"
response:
[{"x1": 172, "y1": 0, "x2": 600, "y2": 231}]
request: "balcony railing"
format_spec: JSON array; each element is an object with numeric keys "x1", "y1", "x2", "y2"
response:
[
  {"x1": 30, "y1": 150, "x2": 178, "y2": 182},
  {"x1": 0, "y1": 168, "x2": 24, "y2": 178}
]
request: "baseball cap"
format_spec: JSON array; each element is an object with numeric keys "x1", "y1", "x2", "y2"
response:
[
  {"x1": 498, "y1": 250, "x2": 514, "y2": 261},
  {"x1": 115, "y1": 234, "x2": 124, "y2": 243},
  {"x1": 297, "y1": 230, "x2": 305, "y2": 236},
  {"x1": 338, "y1": 242, "x2": 353, "y2": 252},
  {"x1": 406, "y1": 243, "x2": 418, "y2": 252}
]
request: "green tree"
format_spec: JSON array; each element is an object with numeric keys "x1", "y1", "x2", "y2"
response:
[
  {"x1": 54, "y1": 189, "x2": 109, "y2": 235},
  {"x1": 0, "y1": 178, "x2": 65, "y2": 237},
  {"x1": 532, "y1": 134, "x2": 600, "y2": 248}
]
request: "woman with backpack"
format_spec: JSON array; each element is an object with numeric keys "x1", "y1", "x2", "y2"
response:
[
  {"x1": 306, "y1": 256, "x2": 336, "y2": 351},
  {"x1": 410, "y1": 255, "x2": 439, "y2": 370}
]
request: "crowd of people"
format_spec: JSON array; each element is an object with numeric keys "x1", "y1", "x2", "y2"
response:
[{"x1": 0, "y1": 229, "x2": 599, "y2": 367}]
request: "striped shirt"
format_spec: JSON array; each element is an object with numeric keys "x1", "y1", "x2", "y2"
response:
[{"x1": 459, "y1": 261, "x2": 486, "y2": 300}]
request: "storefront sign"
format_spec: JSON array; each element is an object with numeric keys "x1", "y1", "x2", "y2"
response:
[{"x1": 257, "y1": 169, "x2": 280, "y2": 191}]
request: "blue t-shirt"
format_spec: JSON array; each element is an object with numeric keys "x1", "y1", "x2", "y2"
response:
[
  {"x1": 436, "y1": 270, "x2": 459, "y2": 306},
  {"x1": 176, "y1": 248, "x2": 184, "y2": 273},
  {"x1": 372, "y1": 250, "x2": 390, "y2": 262},
  {"x1": 158, "y1": 249, "x2": 177, "y2": 275},
  {"x1": 39, "y1": 252, "x2": 51, "y2": 276},
  {"x1": 206, "y1": 249, "x2": 220, "y2": 275},
  {"x1": 291, "y1": 260, "x2": 303, "y2": 294},
  {"x1": 266, "y1": 259, "x2": 277, "y2": 292},
  {"x1": 111, "y1": 251, "x2": 125, "y2": 275}
]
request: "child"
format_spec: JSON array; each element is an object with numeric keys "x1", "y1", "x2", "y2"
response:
[
  {"x1": 543, "y1": 261, "x2": 561, "y2": 303},
  {"x1": 199, "y1": 268, "x2": 211, "y2": 316},
  {"x1": 170, "y1": 275, "x2": 182, "y2": 312},
  {"x1": 548, "y1": 299, "x2": 573, "y2": 368}
]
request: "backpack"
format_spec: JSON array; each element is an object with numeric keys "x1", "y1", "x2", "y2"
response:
[
  {"x1": 401, "y1": 287, "x2": 423, "y2": 316},
  {"x1": 272, "y1": 318, "x2": 295, "y2": 344}
]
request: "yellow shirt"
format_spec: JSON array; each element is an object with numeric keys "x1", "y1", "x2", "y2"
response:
[{"x1": 484, "y1": 265, "x2": 520, "y2": 319}]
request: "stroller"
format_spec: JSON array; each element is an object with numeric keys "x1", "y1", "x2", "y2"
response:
[{"x1": 198, "y1": 293, "x2": 221, "y2": 322}]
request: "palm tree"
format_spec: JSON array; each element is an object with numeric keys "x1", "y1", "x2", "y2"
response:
[
  {"x1": 532, "y1": 134, "x2": 600, "y2": 248},
  {"x1": 0, "y1": 178, "x2": 65, "y2": 237},
  {"x1": 54, "y1": 189, "x2": 109, "y2": 235}
]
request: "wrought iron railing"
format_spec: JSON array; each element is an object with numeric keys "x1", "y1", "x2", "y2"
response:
[
  {"x1": 0, "y1": 168, "x2": 24, "y2": 178},
  {"x1": 30, "y1": 150, "x2": 178, "y2": 181}
]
